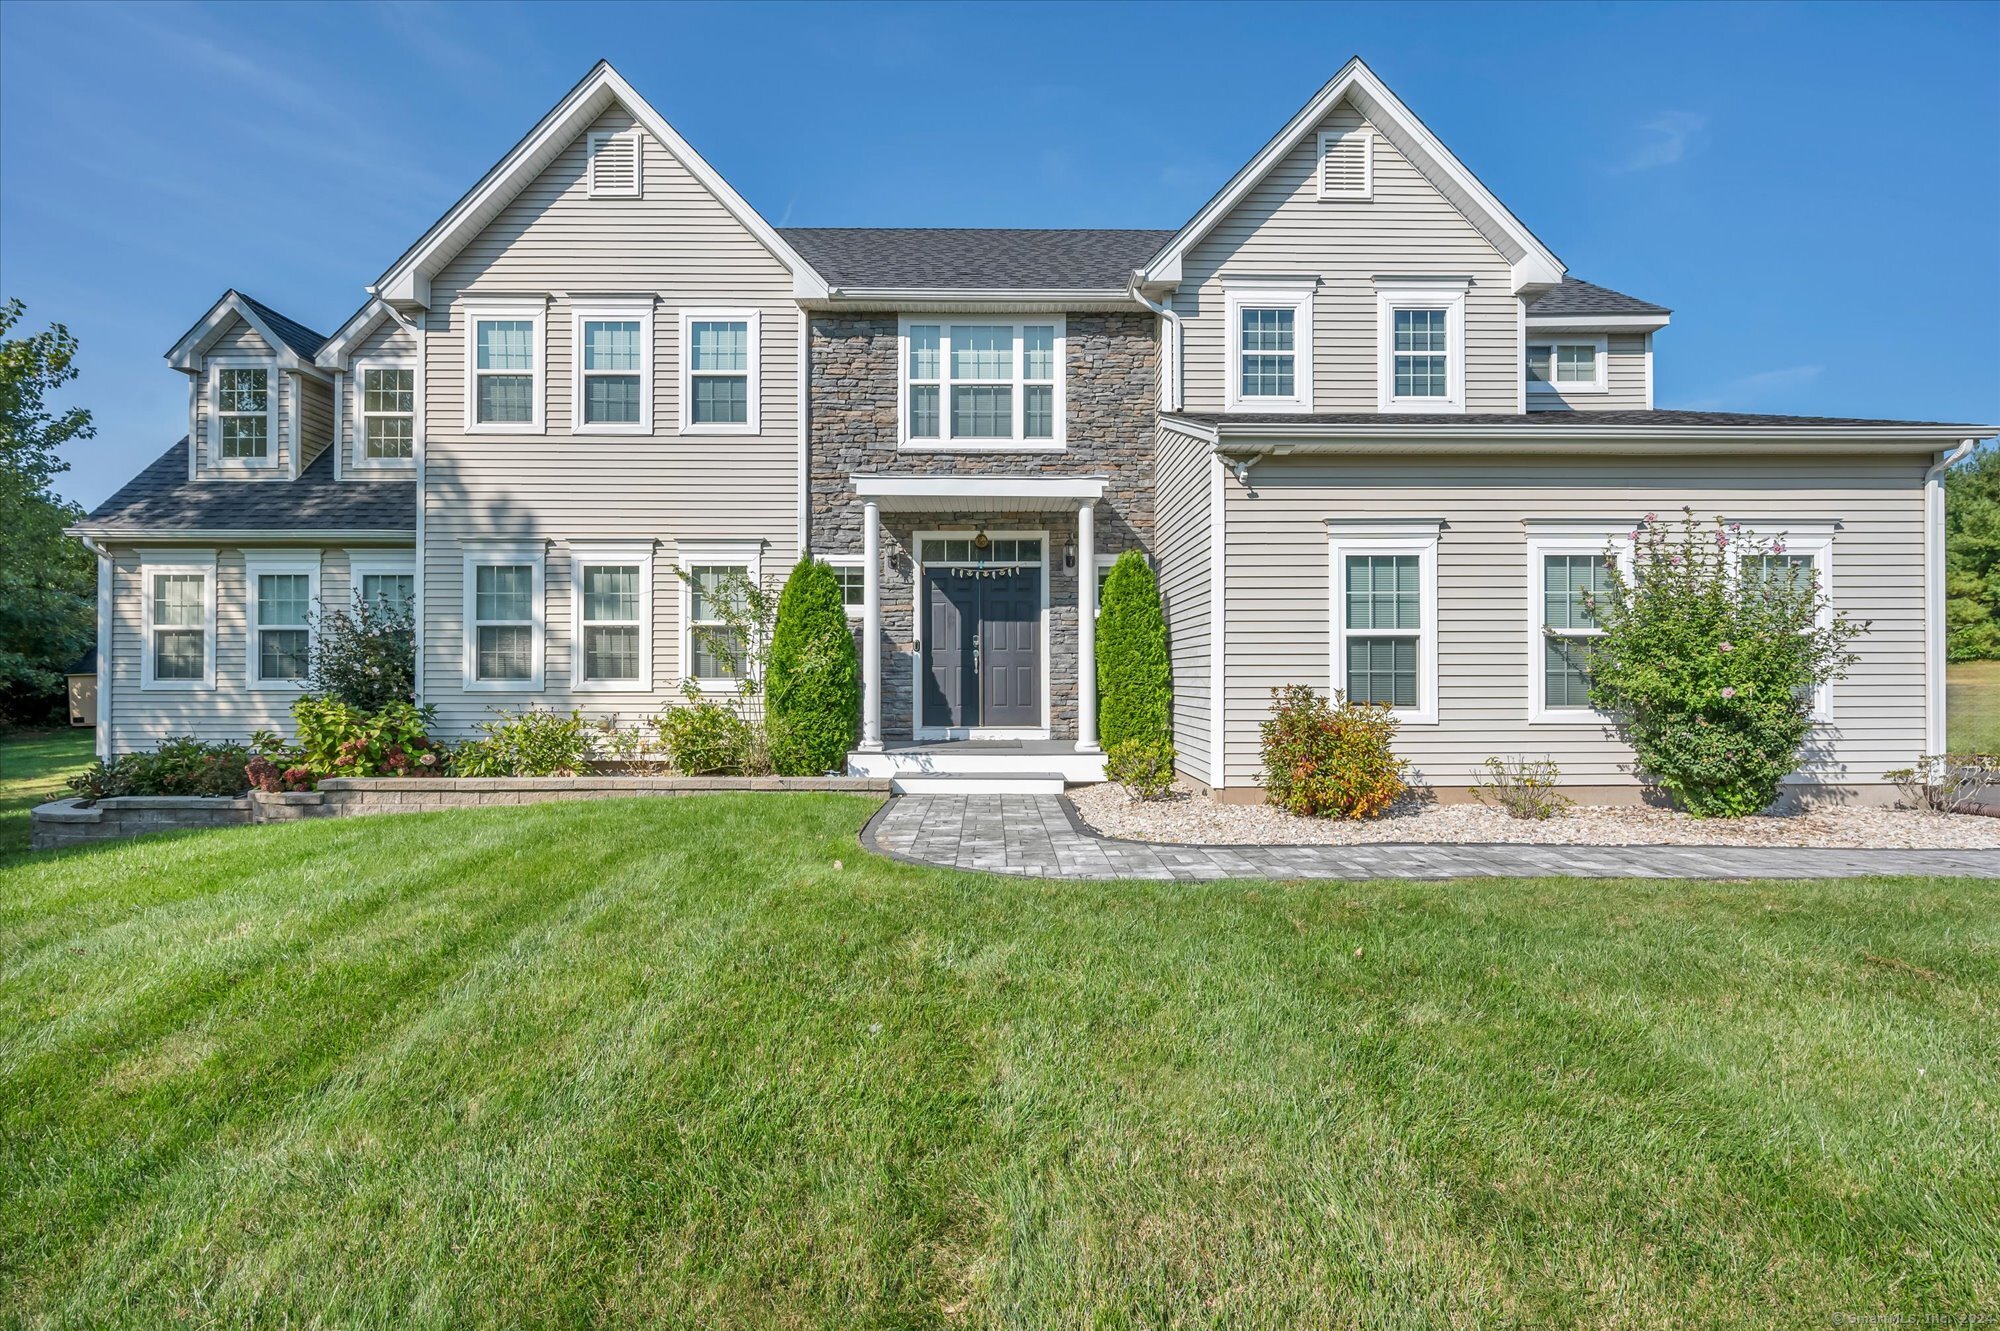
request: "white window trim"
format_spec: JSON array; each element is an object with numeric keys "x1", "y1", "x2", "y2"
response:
[
  {"x1": 824, "y1": 553, "x2": 867, "y2": 620},
  {"x1": 462, "y1": 300, "x2": 546, "y2": 435},
  {"x1": 1728, "y1": 518, "x2": 1839, "y2": 723},
  {"x1": 1524, "y1": 523, "x2": 1634, "y2": 725},
  {"x1": 1326, "y1": 519, "x2": 1441, "y2": 726},
  {"x1": 206, "y1": 356, "x2": 280, "y2": 470},
  {"x1": 677, "y1": 539, "x2": 763, "y2": 693},
  {"x1": 138, "y1": 551, "x2": 217, "y2": 692},
  {"x1": 571, "y1": 300, "x2": 655, "y2": 436},
  {"x1": 678, "y1": 308, "x2": 761, "y2": 436},
  {"x1": 896, "y1": 316, "x2": 1067, "y2": 451},
  {"x1": 244, "y1": 550, "x2": 321, "y2": 691},
  {"x1": 570, "y1": 541, "x2": 654, "y2": 692},
  {"x1": 1375, "y1": 278, "x2": 1468, "y2": 414},
  {"x1": 1223, "y1": 284, "x2": 1315, "y2": 414},
  {"x1": 462, "y1": 544, "x2": 545, "y2": 692},
  {"x1": 346, "y1": 550, "x2": 416, "y2": 610},
  {"x1": 586, "y1": 127, "x2": 643, "y2": 199},
  {"x1": 1527, "y1": 333, "x2": 1609, "y2": 396},
  {"x1": 1316, "y1": 126, "x2": 1374, "y2": 201},
  {"x1": 350, "y1": 357, "x2": 419, "y2": 469}
]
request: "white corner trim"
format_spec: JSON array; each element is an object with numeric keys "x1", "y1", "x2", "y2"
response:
[
  {"x1": 570, "y1": 298, "x2": 656, "y2": 436},
  {"x1": 137, "y1": 551, "x2": 218, "y2": 692},
  {"x1": 1375, "y1": 280, "x2": 1467, "y2": 414},
  {"x1": 461, "y1": 299, "x2": 547, "y2": 435},
  {"x1": 1325, "y1": 518, "x2": 1442, "y2": 726},
  {"x1": 243, "y1": 549, "x2": 321, "y2": 692},
  {"x1": 461, "y1": 543, "x2": 546, "y2": 692},
  {"x1": 569, "y1": 541, "x2": 655, "y2": 692},
  {"x1": 678, "y1": 307, "x2": 761, "y2": 436},
  {"x1": 1208, "y1": 454, "x2": 1227, "y2": 787},
  {"x1": 1223, "y1": 283, "x2": 1316, "y2": 414}
]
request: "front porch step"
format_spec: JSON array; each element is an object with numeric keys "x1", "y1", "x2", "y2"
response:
[
  {"x1": 846, "y1": 742, "x2": 1107, "y2": 789},
  {"x1": 889, "y1": 771, "x2": 1067, "y2": 796}
]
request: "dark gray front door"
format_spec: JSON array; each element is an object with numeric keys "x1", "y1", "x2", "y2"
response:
[{"x1": 921, "y1": 566, "x2": 1040, "y2": 730}]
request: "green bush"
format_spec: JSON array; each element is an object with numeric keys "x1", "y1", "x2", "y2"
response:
[
  {"x1": 306, "y1": 596, "x2": 416, "y2": 711},
  {"x1": 654, "y1": 688, "x2": 753, "y2": 775},
  {"x1": 1258, "y1": 685, "x2": 1407, "y2": 819},
  {"x1": 292, "y1": 697, "x2": 444, "y2": 778},
  {"x1": 1471, "y1": 755, "x2": 1571, "y2": 820},
  {"x1": 67, "y1": 737, "x2": 253, "y2": 801},
  {"x1": 765, "y1": 558, "x2": 859, "y2": 774},
  {"x1": 1096, "y1": 551, "x2": 1172, "y2": 756},
  {"x1": 1585, "y1": 509, "x2": 1865, "y2": 817},
  {"x1": 1105, "y1": 738, "x2": 1176, "y2": 801},
  {"x1": 451, "y1": 708, "x2": 593, "y2": 777}
]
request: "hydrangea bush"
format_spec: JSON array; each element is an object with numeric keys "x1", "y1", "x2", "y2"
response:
[{"x1": 1583, "y1": 508, "x2": 1865, "y2": 817}]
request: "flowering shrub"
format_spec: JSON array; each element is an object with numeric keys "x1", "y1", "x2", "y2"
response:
[
  {"x1": 291, "y1": 697, "x2": 445, "y2": 778},
  {"x1": 450, "y1": 708, "x2": 592, "y2": 777},
  {"x1": 1258, "y1": 685, "x2": 1407, "y2": 819},
  {"x1": 67, "y1": 737, "x2": 253, "y2": 801},
  {"x1": 306, "y1": 596, "x2": 416, "y2": 712},
  {"x1": 1584, "y1": 508, "x2": 1865, "y2": 817}
]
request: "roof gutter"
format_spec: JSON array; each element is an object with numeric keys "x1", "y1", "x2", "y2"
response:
[
  {"x1": 1126, "y1": 274, "x2": 1182, "y2": 412},
  {"x1": 66, "y1": 526, "x2": 416, "y2": 542}
]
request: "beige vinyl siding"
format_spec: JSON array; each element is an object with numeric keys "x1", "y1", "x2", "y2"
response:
[
  {"x1": 1154, "y1": 422, "x2": 1213, "y2": 785},
  {"x1": 208, "y1": 317, "x2": 270, "y2": 357},
  {"x1": 1217, "y1": 451, "x2": 1929, "y2": 793},
  {"x1": 1178, "y1": 101, "x2": 1519, "y2": 414},
  {"x1": 102, "y1": 545, "x2": 400, "y2": 754},
  {"x1": 421, "y1": 108, "x2": 801, "y2": 735},
  {"x1": 341, "y1": 318, "x2": 421, "y2": 470},
  {"x1": 1529, "y1": 333, "x2": 1649, "y2": 412},
  {"x1": 194, "y1": 316, "x2": 294, "y2": 479},
  {"x1": 298, "y1": 376, "x2": 335, "y2": 470}
]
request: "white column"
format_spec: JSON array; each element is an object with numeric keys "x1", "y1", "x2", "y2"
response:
[
  {"x1": 860, "y1": 500, "x2": 884, "y2": 752},
  {"x1": 1075, "y1": 499, "x2": 1099, "y2": 753}
]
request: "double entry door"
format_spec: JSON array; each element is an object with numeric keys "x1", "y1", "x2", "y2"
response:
[{"x1": 921, "y1": 565, "x2": 1040, "y2": 731}]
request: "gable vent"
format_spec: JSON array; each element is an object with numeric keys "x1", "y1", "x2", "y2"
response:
[
  {"x1": 1317, "y1": 127, "x2": 1373, "y2": 201},
  {"x1": 587, "y1": 130, "x2": 641, "y2": 199}
]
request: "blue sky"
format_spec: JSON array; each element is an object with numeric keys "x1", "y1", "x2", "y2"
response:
[{"x1": 3, "y1": 0, "x2": 1995, "y2": 508}]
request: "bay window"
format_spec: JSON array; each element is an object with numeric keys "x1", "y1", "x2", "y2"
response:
[{"x1": 899, "y1": 318, "x2": 1063, "y2": 447}]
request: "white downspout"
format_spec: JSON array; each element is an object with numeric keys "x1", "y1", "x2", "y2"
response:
[
  {"x1": 1128, "y1": 276, "x2": 1181, "y2": 412},
  {"x1": 78, "y1": 534, "x2": 113, "y2": 761},
  {"x1": 1925, "y1": 438, "x2": 1977, "y2": 754}
]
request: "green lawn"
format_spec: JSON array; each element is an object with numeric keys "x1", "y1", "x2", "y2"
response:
[
  {"x1": 1949, "y1": 659, "x2": 2000, "y2": 753},
  {"x1": 1, "y1": 787, "x2": 1995, "y2": 1328},
  {"x1": 0, "y1": 727, "x2": 94, "y2": 856}
]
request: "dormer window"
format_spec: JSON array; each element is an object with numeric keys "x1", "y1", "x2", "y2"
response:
[
  {"x1": 587, "y1": 129, "x2": 642, "y2": 198},
  {"x1": 1527, "y1": 336, "x2": 1607, "y2": 394},
  {"x1": 213, "y1": 365, "x2": 273, "y2": 461},
  {"x1": 358, "y1": 364, "x2": 417, "y2": 460}
]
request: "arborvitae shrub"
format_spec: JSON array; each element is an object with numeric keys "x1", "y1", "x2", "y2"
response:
[
  {"x1": 766, "y1": 558, "x2": 860, "y2": 775},
  {"x1": 1096, "y1": 551, "x2": 1173, "y2": 759}
]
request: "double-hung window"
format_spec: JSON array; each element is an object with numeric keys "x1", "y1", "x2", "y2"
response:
[
  {"x1": 246, "y1": 551, "x2": 319, "y2": 689},
  {"x1": 1736, "y1": 521, "x2": 1836, "y2": 721},
  {"x1": 825, "y1": 556, "x2": 867, "y2": 620},
  {"x1": 354, "y1": 362, "x2": 417, "y2": 463},
  {"x1": 463, "y1": 546, "x2": 544, "y2": 690},
  {"x1": 1375, "y1": 279, "x2": 1467, "y2": 412},
  {"x1": 464, "y1": 302, "x2": 544, "y2": 432},
  {"x1": 900, "y1": 318, "x2": 1063, "y2": 447},
  {"x1": 574, "y1": 301, "x2": 653, "y2": 433},
  {"x1": 1223, "y1": 286, "x2": 1313, "y2": 413},
  {"x1": 571, "y1": 543, "x2": 652, "y2": 691},
  {"x1": 1526, "y1": 524, "x2": 1631, "y2": 722},
  {"x1": 681, "y1": 309, "x2": 759, "y2": 434},
  {"x1": 1327, "y1": 520, "x2": 1440, "y2": 724},
  {"x1": 141, "y1": 554, "x2": 215, "y2": 690},
  {"x1": 348, "y1": 551, "x2": 415, "y2": 616},
  {"x1": 211, "y1": 362, "x2": 275, "y2": 463},
  {"x1": 1527, "y1": 336, "x2": 1607, "y2": 395},
  {"x1": 678, "y1": 541, "x2": 760, "y2": 689}
]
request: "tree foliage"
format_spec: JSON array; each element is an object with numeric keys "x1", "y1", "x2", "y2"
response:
[
  {"x1": 1095, "y1": 551, "x2": 1173, "y2": 754},
  {"x1": 1944, "y1": 446, "x2": 2000, "y2": 662},
  {"x1": 765, "y1": 558, "x2": 859, "y2": 775},
  {"x1": 0, "y1": 298, "x2": 96, "y2": 724}
]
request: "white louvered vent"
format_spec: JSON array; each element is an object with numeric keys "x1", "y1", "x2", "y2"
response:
[
  {"x1": 588, "y1": 130, "x2": 641, "y2": 198},
  {"x1": 1317, "y1": 127, "x2": 1372, "y2": 201}
]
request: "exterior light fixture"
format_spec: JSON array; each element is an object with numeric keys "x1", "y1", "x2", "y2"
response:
[{"x1": 1063, "y1": 537, "x2": 1078, "y2": 571}]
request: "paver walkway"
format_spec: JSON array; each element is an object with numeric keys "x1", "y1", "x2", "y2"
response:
[{"x1": 863, "y1": 795, "x2": 2000, "y2": 880}]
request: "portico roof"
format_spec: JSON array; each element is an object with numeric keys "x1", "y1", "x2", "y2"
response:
[{"x1": 851, "y1": 475, "x2": 1108, "y2": 512}]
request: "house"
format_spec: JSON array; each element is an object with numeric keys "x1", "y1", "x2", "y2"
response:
[{"x1": 72, "y1": 59, "x2": 1991, "y2": 803}]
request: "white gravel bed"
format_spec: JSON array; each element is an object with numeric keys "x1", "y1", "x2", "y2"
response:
[{"x1": 1069, "y1": 782, "x2": 2000, "y2": 850}]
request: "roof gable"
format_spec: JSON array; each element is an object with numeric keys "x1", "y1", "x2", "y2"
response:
[
  {"x1": 165, "y1": 291, "x2": 328, "y2": 374},
  {"x1": 372, "y1": 61, "x2": 826, "y2": 307},
  {"x1": 1140, "y1": 58, "x2": 1564, "y2": 294},
  {"x1": 315, "y1": 297, "x2": 414, "y2": 369}
]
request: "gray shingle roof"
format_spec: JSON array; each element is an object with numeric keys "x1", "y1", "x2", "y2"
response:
[
  {"x1": 238, "y1": 293, "x2": 329, "y2": 360},
  {"x1": 1171, "y1": 409, "x2": 1985, "y2": 430},
  {"x1": 780, "y1": 228, "x2": 1177, "y2": 290},
  {"x1": 78, "y1": 439, "x2": 414, "y2": 534},
  {"x1": 1527, "y1": 278, "x2": 1669, "y2": 318}
]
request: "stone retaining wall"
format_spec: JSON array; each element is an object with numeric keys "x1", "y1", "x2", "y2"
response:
[{"x1": 29, "y1": 776, "x2": 892, "y2": 851}]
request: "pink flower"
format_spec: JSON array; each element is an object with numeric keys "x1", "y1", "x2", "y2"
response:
[
  {"x1": 1721, "y1": 687, "x2": 1736, "y2": 699},
  {"x1": 1772, "y1": 541, "x2": 1786, "y2": 554},
  {"x1": 1718, "y1": 641, "x2": 1734, "y2": 653},
  {"x1": 1644, "y1": 512, "x2": 1659, "y2": 523}
]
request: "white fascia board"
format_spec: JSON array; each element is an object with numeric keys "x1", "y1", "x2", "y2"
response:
[
  {"x1": 1527, "y1": 313, "x2": 1672, "y2": 333},
  {"x1": 70, "y1": 526, "x2": 416, "y2": 542},
  {"x1": 165, "y1": 291, "x2": 327, "y2": 379},
  {"x1": 852, "y1": 474, "x2": 1108, "y2": 505},
  {"x1": 1140, "y1": 58, "x2": 1565, "y2": 295},
  {"x1": 373, "y1": 62, "x2": 828, "y2": 308},
  {"x1": 316, "y1": 298, "x2": 416, "y2": 369},
  {"x1": 1207, "y1": 429, "x2": 1992, "y2": 456}
]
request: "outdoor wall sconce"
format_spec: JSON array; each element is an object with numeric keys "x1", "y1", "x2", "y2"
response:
[{"x1": 1063, "y1": 537, "x2": 1078, "y2": 571}]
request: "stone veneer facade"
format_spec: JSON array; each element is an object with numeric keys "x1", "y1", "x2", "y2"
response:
[{"x1": 807, "y1": 312, "x2": 1159, "y2": 742}]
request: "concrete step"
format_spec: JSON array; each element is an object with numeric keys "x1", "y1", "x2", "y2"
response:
[
  {"x1": 889, "y1": 771, "x2": 1068, "y2": 796},
  {"x1": 847, "y1": 746, "x2": 1106, "y2": 785}
]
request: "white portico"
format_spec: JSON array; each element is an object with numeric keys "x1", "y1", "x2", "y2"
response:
[{"x1": 845, "y1": 474, "x2": 1111, "y2": 792}]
